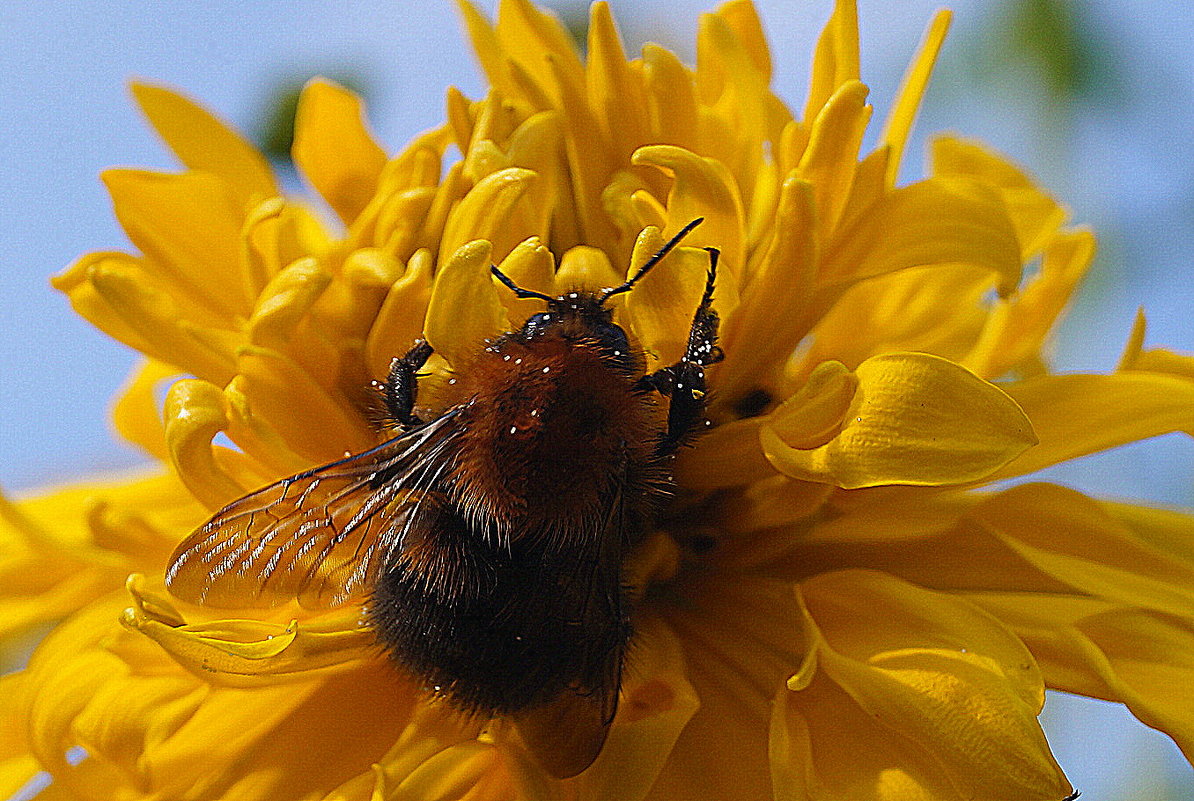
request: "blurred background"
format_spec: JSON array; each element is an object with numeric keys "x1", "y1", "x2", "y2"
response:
[{"x1": 1, "y1": 0, "x2": 1191, "y2": 797}]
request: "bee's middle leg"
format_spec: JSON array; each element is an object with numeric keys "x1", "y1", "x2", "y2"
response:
[{"x1": 384, "y1": 340, "x2": 434, "y2": 427}]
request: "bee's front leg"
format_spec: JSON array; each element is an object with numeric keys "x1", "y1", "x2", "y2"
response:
[
  {"x1": 383, "y1": 340, "x2": 434, "y2": 427},
  {"x1": 637, "y1": 248, "x2": 723, "y2": 456}
]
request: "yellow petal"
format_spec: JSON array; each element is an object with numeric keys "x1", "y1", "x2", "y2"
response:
[
  {"x1": 716, "y1": 177, "x2": 817, "y2": 402},
  {"x1": 879, "y1": 11, "x2": 951, "y2": 187},
  {"x1": 555, "y1": 245, "x2": 622, "y2": 295},
  {"x1": 931, "y1": 137, "x2": 1067, "y2": 259},
  {"x1": 102, "y1": 168, "x2": 251, "y2": 319},
  {"x1": 576, "y1": 617, "x2": 699, "y2": 801},
  {"x1": 643, "y1": 44, "x2": 699, "y2": 153},
  {"x1": 820, "y1": 177, "x2": 1022, "y2": 297},
  {"x1": 973, "y1": 592, "x2": 1194, "y2": 764},
  {"x1": 163, "y1": 379, "x2": 249, "y2": 508},
  {"x1": 130, "y1": 82, "x2": 277, "y2": 204},
  {"x1": 768, "y1": 361, "x2": 859, "y2": 449},
  {"x1": 493, "y1": 236, "x2": 555, "y2": 323},
  {"x1": 85, "y1": 254, "x2": 238, "y2": 383},
  {"x1": 632, "y1": 145, "x2": 745, "y2": 283},
  {"x1": 675, "y1": 417, "x2": 775, "y2": 490},
  {"x1": 122, "y1": 578, "x2": 375, "y2": 686},
  {"x1": 1117, "y1": 309, "x2": 1194, "y2": 379},
  {"x1": 235, "y1": 346, "x2": 376, "y2": 463},
  {"x1": 425, "y1": 239, "x2": 506, "y2": 371},
  {"x1": 24, "y1": 593, "x2": 424, "y2": 801},
  {"x1": 992, "y1": 371, "x2": 1194, "y2": 480},
  {"x1": 652, "y1": 576, "x2": 810, "y2": 801},
  {"x1": 778, "y1": 570, "x2": 1072, "y2": 801},
  {"x1": 586, "y1": 2, "x2": 647, "y2": 161},
  {"x1": 110, "y1": 359, "x2": 178, "y2": 459},
  {"x1": 762, "y1": 353, "x2": 1036, "y2": 489},
  {"x1": 624, "y1": 227, "x2": 715, "y2": 367},
  {"x1": 964, "y1": 229, "x2": 1095, "y2": 378},
  {"x1": 366, "y1": 248, "x2": 435, "y2": 379},
  {"x1": 803, "y1": 0, "x2": 860, "y2": 124},
  {"x1": 970, "y1": 483, "x2": 1194, "y2": 620},
  {"x1": 798, "y1": 80, "x2": 871, "y2": 242},
  {"x1": 439, "y1": 167, "x2": 539, "y2": 267},
  {"x1": 293, "y1": 78, "x2": 388, "y2": 226},
  {"x1": 247, "y1": 256, "x2": 332, "y2": 350}
]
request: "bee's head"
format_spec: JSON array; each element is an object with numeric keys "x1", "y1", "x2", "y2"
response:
[{"x1": 490, "y1": 218, "x2": 705, "y2": 373}]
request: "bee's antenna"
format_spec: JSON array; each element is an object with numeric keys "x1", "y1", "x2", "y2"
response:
[
  {"x1": 491, "y1": 265, "x2": 556, "y2": 303},
  {"x1": 600, "y1": 217, "x2": 704, "y2": 304}
]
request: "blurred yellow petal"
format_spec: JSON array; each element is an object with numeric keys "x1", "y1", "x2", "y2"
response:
[
  {"x1": 103, "y1": 168, "x2": 252, "y2": 318},
  {"x1": 965, "y1": 229, "x2": 1095, "y2": 378},
  {"x1": 110, "y1": 359, "x2": 178, "y2": 459},
  {"x1": 803, "y1": 0, "x2": 860, "y2": 124},
  {"x1": 974, "y1": 593, "x2": 1194, "y2": 764},
  {"x1": 131, "y1": 81, "x2": 278, "y2": 204},
  {"x1": 762, "y1": 353, "x2": 1036, "y2": 489},
  {"x1": 820, "y1": 177, "x2": 1022, "y2": 296},
  {"x1": 970, "y1": 483, "x2": 1194, "y2": 619},
  {"x1": 993, "y1": 371, "x2": 1194, "y2": 480},
  {"x1": 294, "y1": 79, "x2": 389, "y2": 226},
  {"x1": 879, "y1": 11, "x2": 951, "y2": 187},
  {"x1": 931, "y1": 137, "x2": 1067, "y2": 259}
]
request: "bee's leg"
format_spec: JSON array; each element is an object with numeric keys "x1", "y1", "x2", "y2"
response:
[
  {"x1": 636, "y1": 248, "x2": 723, "y2": 456},
  {"x1": 383, "y1": 340, "x2": 434, "y2": 427}
]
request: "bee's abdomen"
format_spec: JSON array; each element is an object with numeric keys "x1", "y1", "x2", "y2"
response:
[{"x1": 368, "y1": 502, "x2": 630, "y2": 714}]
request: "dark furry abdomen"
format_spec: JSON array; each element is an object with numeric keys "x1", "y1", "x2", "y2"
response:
[{"x1": 368, "y1": 501, "x2": 632, "y2": 713}]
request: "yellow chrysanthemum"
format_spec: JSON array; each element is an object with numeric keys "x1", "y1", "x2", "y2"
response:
[{"x1": 5, "y1": 1, "x2": 1194, "y2": 799}]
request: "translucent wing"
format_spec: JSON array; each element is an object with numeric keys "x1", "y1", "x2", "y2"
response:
[
  {"x1": 516, "y1": 471, "x2": 632, "y2": 778},
  {"x1": 165, "y1": 410, "x2": 462, "y2": 610}
]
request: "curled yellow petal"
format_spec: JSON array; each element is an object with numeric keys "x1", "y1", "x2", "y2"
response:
[
  {"x1": 761, "y1": 353, "x2": 1037, "y2": 489},
  {"x1": 439, "y1": 167, "x2": 539, "y2": 267},
  {"x1": 163, "y1": 379, "x2": 247, "y2": 508},
  {"x1": 247, "y1": 257, "x2": 332, "y2": 350},
  {"x1": 632, "y1": 145, "x2": 745, "y2": 282},
  {"x1": 122, "y1": 578, "x2": 375, "y2": 686}
]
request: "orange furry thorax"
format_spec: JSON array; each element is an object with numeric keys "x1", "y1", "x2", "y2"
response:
[{"x1": 443, "y1": 331, "x2": 660, "y2": 539}]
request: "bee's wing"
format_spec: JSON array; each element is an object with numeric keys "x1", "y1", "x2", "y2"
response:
[
  {"x1": 515, "y1": 472, "x2": 632, "y2": 779},
  {"x1": 165, "y1": 409, "x2": 462, "y2": 610}
]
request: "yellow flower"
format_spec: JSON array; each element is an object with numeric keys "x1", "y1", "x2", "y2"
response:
[{"x1": 5, "y1": 0, "x2": 1194, "y2": 799}]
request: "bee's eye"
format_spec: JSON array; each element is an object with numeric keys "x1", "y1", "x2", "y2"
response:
[
  {"x1": 521, "y1": 312, "x2": 554, "y2": 339},
  {"x1": 594, "y1": 323, "x2": 633, "y2": 372}
]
